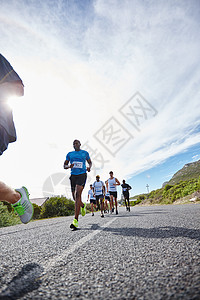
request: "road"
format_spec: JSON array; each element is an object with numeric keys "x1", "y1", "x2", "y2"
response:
[{"x1": 0, "y1": 204, "x2": 200, "y2": 300}]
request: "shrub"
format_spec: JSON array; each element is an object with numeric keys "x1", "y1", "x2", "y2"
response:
[
  {"x1": 40, "y1": 196, "x2": 75, "y2": 219},
  {"x1": 32, "y1": 203, "x2": 42, "y2": 220},
  {"x1": 0, "y1": 202, "x2": 21, "y2": 227},
  {"x1": 164, "y1": 184, "x2": 173, "y2": 192}
]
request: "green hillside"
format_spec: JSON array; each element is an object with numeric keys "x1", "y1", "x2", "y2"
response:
[
  {"x1": 133, "y1": 159, "x2": 200, "y2": 206},
  {"x1": 167, "y1": 160, "x2": 200, "y2": 185}
]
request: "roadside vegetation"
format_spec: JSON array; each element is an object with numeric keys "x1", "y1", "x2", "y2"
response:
[
  {"x1": 133, "y1": 176, "x2": 200, "y2": 205},
  {"x1": 1, "y1": 176, "x2": 200, "y2": 228},
  {"x1": 0, "y1": 196, "x2": 75, "y2": 228}
]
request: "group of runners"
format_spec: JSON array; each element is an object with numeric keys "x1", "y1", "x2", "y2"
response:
[
  {"x1": 64, "y1": 139, "x2": 132, "y2": 230},
  {"x1": 87, "y1": 174, "x2": 132, "y2": 218},
  {"x1": 0, "y1": 54, "x2": 132, "y2": 231}
]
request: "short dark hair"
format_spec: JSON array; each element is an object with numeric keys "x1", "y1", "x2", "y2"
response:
[
  {"x1": 73, "y1": 139, "x2": 80, "y2": 144},
  {"x1": 109, "y1": 171, "x2": 113, "y2": 174}
]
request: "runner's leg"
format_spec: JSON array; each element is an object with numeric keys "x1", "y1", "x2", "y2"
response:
[
  {"x1": 0, "y1": 181, "x2": 21, "y2": 204},
  {"x1": 110, "y1": 195, "x2": 113, "y2": 213},
  {"x1": 114, "y1": 196, "x2": 118, "y2": 213},
  {"x1": 74, "y1": 185, "x2": 84, "y2": 221}
]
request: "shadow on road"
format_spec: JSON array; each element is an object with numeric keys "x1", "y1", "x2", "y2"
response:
[
  {"x1": 103, "y1": 226, "x2": 200, "y2": 241},
  {"x1": 85, "y1": 223, "x2": 200, "y2": 241},
  {"x1": 0, "y1": 263, "x2": 43, "y2": 300}
]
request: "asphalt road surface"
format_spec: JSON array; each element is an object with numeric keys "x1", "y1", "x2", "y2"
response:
[{"x1": 0, "y1": 204, "x2": 200, "y2": 300}]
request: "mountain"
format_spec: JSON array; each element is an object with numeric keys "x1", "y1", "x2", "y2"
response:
[{"x1": 164, "y1": 159, "x2": 200, "y2": 186}]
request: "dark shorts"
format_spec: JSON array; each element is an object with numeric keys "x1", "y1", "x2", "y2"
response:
[
  {"x1": 105, "y1": 196, "x2": 110, "y2": 201},
  {"x1": 90, "y1": 199, "x2": 96, "y2": 204},
  {"x1": 0, "y1": 126, "x2": 9, "y2": 156},
  {"x1": 109, "y1": 191, "x2": 117, "y2": 199},
  {"x1": 95, "y1": 194, "x2": 104, "y2": 201},
  {"x1": 123, "y1": 192, "x2": 129, "y2": 200},
  {"x1": 69, "y1": 173, "x2": 87, "y2": 192}
]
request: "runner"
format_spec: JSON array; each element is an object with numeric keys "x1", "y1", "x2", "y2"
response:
[
  {"x1": 93, "y1": 175, "x2": 105, "y2": 218},
  {"x1": 121, "y1": 179, "x2": 132, "y2": 212},
  {"x1": 87, "y1": 184, "x2": 96, "y2": 216},
  {"x1": 64, "y1": 139, "x2": 92, "y2": 230},
  {"x1": 106, "y1": 171, "x2": 120, "y2": 215}
]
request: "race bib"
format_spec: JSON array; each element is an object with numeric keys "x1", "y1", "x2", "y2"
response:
[{"x1": 73, "y1": 161, "x2": 83, "y2": 168}]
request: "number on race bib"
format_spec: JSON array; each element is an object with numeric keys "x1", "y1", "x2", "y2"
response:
[{"x1": 73, "y1": 162, "x2": 83, "y2": 168}]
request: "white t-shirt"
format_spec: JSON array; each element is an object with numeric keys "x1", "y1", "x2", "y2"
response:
[
  {"x1": 88, "y1": 189, "x2": 95, "y2": 200},
  {"x1": 93, "y1": 180, "x2": 105, "y2": 196},
  {"x1": 107, "y1": 177, "x2": 117, "y2": 192}
]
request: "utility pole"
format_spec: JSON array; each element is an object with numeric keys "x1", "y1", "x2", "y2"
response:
[{"x1": 146, "y1": 184, "x2": 149, "y2": 193}]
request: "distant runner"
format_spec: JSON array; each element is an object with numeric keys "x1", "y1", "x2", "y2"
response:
[
  {"x1": 121, "y1": 179, "x2": 132, "y2": 212},
  {"x1": 93, "y1": 175, "x2": 105, "y2": 218},
  {"x1": 87, "y1": 184, "x2": 96, "y2": 216},
  {"x1": 64, "y1": 139, "x2": 92, "y2": 230},
  {"x1": 106, "y1": 171, "x2": 120, "y2": 215}
]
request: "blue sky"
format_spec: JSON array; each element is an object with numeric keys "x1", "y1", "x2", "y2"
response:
[
  {"x1": 129, "y1": 143, "x2": 200, "y2": 196},
  {"x1": 0, "y1": 0, "x2": 200, "y2": 199}
]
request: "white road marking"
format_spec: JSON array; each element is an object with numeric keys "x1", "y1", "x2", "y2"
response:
[{"x1": 43, "y1": 217, "x2": 117, "y2": 275}]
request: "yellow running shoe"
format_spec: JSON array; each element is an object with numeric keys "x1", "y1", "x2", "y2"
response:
[
  {"x1": 81, "y1": 203, "x2": 86, "y2": 217},
  {"x1": 70, "y1": 218, "x2": 78, "y2": 230}
]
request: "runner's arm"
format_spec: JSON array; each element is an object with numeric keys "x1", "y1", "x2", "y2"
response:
[
  {"x1": 115, "y1": 178, "x2": 121, "y2": 186},
  {"x1": 105, "y1": 180, "x2": 108, "y2": 191},
  {"x1": 103, "y1": 184, "x2": 106, "y2": 195},
  {"x1": 86, "y1": 158, "x2": 92, "y2": 172},
  {"x1": 63, "y1": 160, "x2": 74, "y2": 169}
]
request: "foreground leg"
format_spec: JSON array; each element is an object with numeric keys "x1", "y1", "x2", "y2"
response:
[
  {"x1": 0, "y1": 182, "x2": 33, "y2": 224},
  {"x1": 0, "y1": 181, "x2": 20, "y2": 204}
]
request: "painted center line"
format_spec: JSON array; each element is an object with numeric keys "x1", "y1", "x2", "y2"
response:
[{"x1": 43, "y1": 217, "x2": 117, "y2": 275}]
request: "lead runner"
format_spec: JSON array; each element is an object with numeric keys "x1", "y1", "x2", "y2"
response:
[{"x1": 64, "y1": 139, "x2": 92, "y2": 230}]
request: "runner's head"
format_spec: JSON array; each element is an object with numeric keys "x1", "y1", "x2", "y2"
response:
[
  {"x1": 109, "y1": 171, "x2": 113, "y2": 178},
  {"x1": 96, "y1": 175, "x2": 100, "y2": 181},
  {"x1": 73, "y1": 139, "x2": 81, "y2": 151},
  {"x1": 122, "y1": 179, "x2": 125, "y2": 184},
  {"x1": 90, "y1": 184, "x2": 93, "y2": 189}
]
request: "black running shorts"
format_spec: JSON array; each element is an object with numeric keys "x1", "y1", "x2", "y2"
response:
[
  {"x1": 95, "y1": 194, "x2": 104, "y2": 201},
  {"x1": 109, "y1": 191, "x2": 117, "y2": 198},
  {"x1": 69, "y1": 173, "x2": 87, "y2": 192},
  {"x1": 90, "y1": 199, "x2": 96, "y2": 204},
  {"x1": 123, "y1": 192, "x2": 129, "y2": 200}
]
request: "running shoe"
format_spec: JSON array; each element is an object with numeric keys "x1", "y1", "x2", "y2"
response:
[
  {"x1": 112, "y1": 207, "x2": 114, "y2": 213},
  {"x1": 12, "y1": 187, "x2": 33, "y2": 224},
  {"x1": 116, "y1": 210, "x2": 118, "y2": 215},
  {"x1": 70, "y1": 218, "x2": 78, "y2": 230},
  {"x1": 128, "y1": 207, "x2": 130, "y2": 212},
  {"x1": 92, "y1": 213, "x2": 94, "y2": 216},
  {"x1": 101, "y1": 214, "x2": 104, "y2": 218},
  {"x1": 81, "y1": 203, "x2": 86, "y2": 216}
]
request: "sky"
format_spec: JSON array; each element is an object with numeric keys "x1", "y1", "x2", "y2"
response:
[{"x1": 0, "y1": 0, "x2": 200, "y2": 201}]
